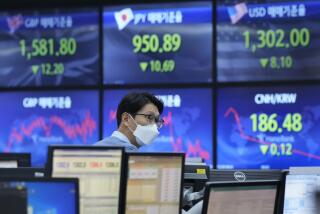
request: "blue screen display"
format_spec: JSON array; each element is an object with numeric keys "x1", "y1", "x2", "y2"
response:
[
  {"x1": 217, "y1": 1, "x2": 320, "y2": 82},
  {"x1": 103, "y1": 88, "x2": 213, "y2": 166},
  {"x1": 217, "y1": 85, "x2": 320, "y2": 169},
  {"x1": 103, "y1": 2, "x2": 212, "y2": 84},
  {"x1": 0, "y1": 9, "x2": 99, "y2": 87},
  {"x1": 8, "y1": 181, "x2": 77, "y2": 214},
  {"x1": 0, "y1": 90, "x2": 99, "y2": 166}
]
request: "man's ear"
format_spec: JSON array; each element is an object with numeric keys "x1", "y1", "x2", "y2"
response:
[{"x1": 122, "y1": 112, "x2": 130, "y2": 126}]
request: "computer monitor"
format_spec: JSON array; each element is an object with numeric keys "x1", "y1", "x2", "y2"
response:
[
  {"x1": 0, "y1": 177, "x2": 78, "y2": 214},
  {"x1": 0, "y1": 8, "x2": 100, "y2": 87},
  {"x1": 0, "y1": 153, "x2": 31, "y2": 167},
  {"x1": 217, "y1": 85, "x2": 320, "y2": 169},
  {"x1": 282, "y1": 174, "x2": 320, "y2": 213},
  {"x1": 47, "y1": 145, "x2": 124, "y2": 214},
  {"x1": 103, "y1": 2, "x2": 212, "y2": 84},
  {"x1": 124, "y1": 152, "x2": 184, "y2": 214},
  {"x1": 202, "y1": 181, "x2": 279, "y2": 214},
  {"x1": 103, "y1": 88, "x2": 213, "y2": 167},
  {"x1": 0, "y1": 90, "x2": 100, "y2": 167},
  {"x1": 0, "y1": 168, "x2": 46, "y2": 178},
  {"x1": 209, "y1": 169, "x2": 283, "y2": 182}
]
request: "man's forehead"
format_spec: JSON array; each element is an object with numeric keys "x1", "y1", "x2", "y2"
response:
[{"x1": 140, "y1": 103, "x2": 160, "y2": 114}]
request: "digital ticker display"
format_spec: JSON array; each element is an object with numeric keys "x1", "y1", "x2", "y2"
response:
[
  {"x1": 217, "y1": 85, "x2": 320, "y2": 169},
  {"x1": 0, "y1": 9, "x2": 99, "y2": 87},
  {"x1": 0, "y1": 90, "x2": 99, "y2": 166},
  {"x1": 103, "y1": 88, "x2": 213, "y2": 166},
  {"x1": 103, "y1": 2, "x2": 212, "y2": 84},
  {"x1": 217, "y1": 0, "x2": 320, "y2": 82}
]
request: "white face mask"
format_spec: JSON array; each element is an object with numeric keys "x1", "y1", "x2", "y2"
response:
[
  {"x1": 127, "y1": 114, "x2": 160, "y2": 146},
  {"x1": 133, "y1": 123, "x2": 159, "y2": 146}
]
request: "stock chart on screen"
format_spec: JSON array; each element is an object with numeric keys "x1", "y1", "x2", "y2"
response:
[
  {"x1": 103, "y1": 2, "x2": 212, "y2": 84},
  {"x1": 217, "y1": 0, "x2": 320, "y2": 82},
  {"x1": 103, "y1": 88, "x2": 213, "y2": 166},
  {"x1": 0, "y1": 8, "x2": 99, "y2": 87},
  {"x1": 0, "y1": 90, "x2": 99, "y2": 166},
  {"x1": 217, "y1": 85, "x2": 320, "y2": 169}
]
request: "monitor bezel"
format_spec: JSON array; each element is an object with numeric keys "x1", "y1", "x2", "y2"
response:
[
  {"x1": 47, "y1": 145, "x2": 125, "y2": 214},
  {"x1": 0, "y1": 167, "x2": 47, "y2": 178},
  {"x1": 0, "y1": 176, "x2": 79, "y2": 214},
  {"x1": 202, "y1": 180, "x2": 280, "y2": 214},
  {"x1": 122, "y1": 152, "x2": 185, "y2": 214},
  {"x1": 209, "y1": 169, "x2": 284, "y2": 181}
]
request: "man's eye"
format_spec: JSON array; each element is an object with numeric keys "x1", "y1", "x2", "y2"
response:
[{"x1": 147, "y1": 115, "x2": 154, "y2": 120}]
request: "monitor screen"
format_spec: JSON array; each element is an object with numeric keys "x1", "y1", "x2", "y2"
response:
[
  {"x1": 103, "y1": 88, "x2": 213, "y2": 166},
  {"x1": 205, "y1": 183, "x2": 278, "y2": 214},
  {"x1": 103, "y1": 2, "x2": 212, "y2": 84},
  {"x1": 125, "y1": 154, "x2": 183, "y2": 214},
  {"x1": 50, "y1": 147, "x2": 123, "y2": 214},
  {"x1": 217, "y1": 85, "x2": 320, "y2": 169},
  {"x1": 217, "y1": 1, "x2": 319, "y2": 82},
  {"x1": 283, "y1": 174, "x2": 320, "y2": 214},
  {"x1": 0, "y1": 178, "x2": 78, "y2": 214},
  {"x1": 0, "y1": 90, "x2": 99, "y2": 166},
  {"x1": 0, "y1": 8, "x2": 99, "y2": 87}
]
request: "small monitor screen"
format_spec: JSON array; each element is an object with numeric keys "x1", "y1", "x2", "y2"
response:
[
  {"x1": 103, "y1": 2, "x2": 212, "y2": 84},
  {"x1": 0, "y1": 179, "x2": 78, "y2": 214},
  {"x1": 0, "y1": 90, "x2": 99, "y2": 166},
  {"x1": 103, "y1": 88, "x2": 213, "y2": 166},
  {"x1": 0, "y1": 153, "x2": 30, "y2": 167},
  {"x1": 0, "y1": 8, "x2": 99, "y2": 87},
  {"x1": 125, "y1": 154, "x2": 183, "y2": 214},
  {"x1": 0, "y1": 160, "x2": 18, "y2": 168},
  {"x1": 283, "y1": 174, "x2": 320, "y2": 214},
  {"x1": 206, "y1": 184, "x2": 277, "y2": 214},
  {"x1": 217, "y1": 0, "x2": 320, "y2": 82},
  {"x1": 50, "y1": 147, "x2": 123, "y2": 214}
]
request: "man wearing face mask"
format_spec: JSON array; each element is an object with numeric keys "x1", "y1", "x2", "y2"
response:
[{"x1": 95, "y1": 92, "x2": 164, "y2": 151}]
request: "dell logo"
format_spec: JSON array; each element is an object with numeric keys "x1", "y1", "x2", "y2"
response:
[{"x1": 234, "y1": 171, "x2": 246, "y2": 182}]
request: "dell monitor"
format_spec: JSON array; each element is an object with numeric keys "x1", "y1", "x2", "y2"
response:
[{"x1": 202, "y1": 180, "x2": 279, "y2": 214}]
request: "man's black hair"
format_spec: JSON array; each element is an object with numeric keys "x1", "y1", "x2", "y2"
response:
[{"x1": 116, "y1": 92, "x2": 164, "y2": 127}]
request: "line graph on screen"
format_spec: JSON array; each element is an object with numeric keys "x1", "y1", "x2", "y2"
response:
[{"x1": 4, "y1": 111, "x2": 97, "y2": 152}]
